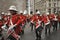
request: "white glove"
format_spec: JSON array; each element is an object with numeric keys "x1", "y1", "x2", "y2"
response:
[
  {"x1": 2, "y1": 24, "x2": 6, "y2": 29},
  {"x1": 1, "y1": 24, "x2": 7, "y2": 31},
  {"x1": 8, "y1": 24, "x2": 17, "y2": 30}
]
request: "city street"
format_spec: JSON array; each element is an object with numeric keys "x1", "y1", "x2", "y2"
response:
[
  {"x1": 20, "y1": 23, "x2": 60, "y2": 40},
  {"x1": 0, "y1": 0, "x2": 60, "y2": 40}
]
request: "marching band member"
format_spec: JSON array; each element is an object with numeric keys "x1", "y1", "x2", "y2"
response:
[
  {"x1": 31, "y1": 10, "x2": 43, "y2": 40},
  {"x1": 30, "y1": 12, "x2": 35, "y2": 31},
  {"x1": 18, "y1": 10, "x2": 27, "y2": 35},
  {"x1": 2, "y1": 5, "x2": 22, "y2": 40},
  {"x1": 42, "y1": 12, "x2": 51, "y2": 35},
  {"x1": 57, "y1": 14, "x2": 60, "y2": 28},
  {"x1": 52, "y1": 13, "x2": 58, "y2": 31}
]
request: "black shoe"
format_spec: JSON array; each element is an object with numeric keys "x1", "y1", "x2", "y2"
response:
[
  {"x1": 18, "y1": 38, "x2": 20, "y2": 40},
  {"x1": 38, "y1": 38, "x2": 41, "y2": 40},
  {"x1": 36, "y1": 38, "x2": 39, "y2": 40},
  {"x1": 22, "y1": 30, "x2": 24, "y2": 35}
]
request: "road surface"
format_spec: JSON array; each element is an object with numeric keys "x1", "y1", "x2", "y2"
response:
[{"x1": 20, "y1": 23, "x2": 60, "y2": 40}]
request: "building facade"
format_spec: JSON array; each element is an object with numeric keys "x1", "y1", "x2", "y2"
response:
[
  {"x1": 46, "y1": 0, "x2": 60, "y2": 14},
  {"x1": 0, "y1": 0, "x2": 60, "y2": 14},
  {"x1": 34, "y1": 0, "x2": 60, "y2": 14},
  {"x1": 0, "y1": 0, "x2": 27, "y2": 13}
]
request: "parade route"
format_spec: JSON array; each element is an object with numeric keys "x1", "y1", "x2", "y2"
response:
[{"x1": 20, "y1": 23, "x2": 60, "y2": 40}]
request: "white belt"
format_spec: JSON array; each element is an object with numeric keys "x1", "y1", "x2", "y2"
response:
[
  {"x1": 45, "y1": 21, "x2": 50, "y2": 25},
  {"x1": 36, "y1": 25, "x2": 40, "y2": 29},
  {"x1": 53, "y1": 19, "x2": 58, "y2": 21}
]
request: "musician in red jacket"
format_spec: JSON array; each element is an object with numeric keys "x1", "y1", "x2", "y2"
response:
[
  {"x1": 31, "y1": 10, "x2": 43, "y2": 40},
  {"x1": 30, "y1": 12, "x2": 35, "y2": 31},
  {"x1": 18, "y1": 10, "x2": 27, "y2": 35},
  {"x1": 5, "y1": 5, "x2": 21, "y2": 40},
  {"x1": 52, "y1": 13, "x2": 58, "y2": 31},
  {"x1": 42, "y1": 12, "x2": 51, "y2": 35}
]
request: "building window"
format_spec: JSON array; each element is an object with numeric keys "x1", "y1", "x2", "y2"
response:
[
  {"x1": 26, "y1": 0, "x2": 28, "y2": 10},
  {"x1": 54, "y1": 0, "x2": 56, "y2": 1},
  {"x1": 49, "y1": 3, "x2": 51, "y2": 7},
  {"x1": 53, "y1": 0, "x2": 57, "y2": 1},
  {"x1": 49, "y1": 9, "x2": 51, "y2": 14},
  {"x1": 54, "y1": 8, "x2": 56, "y2": 13},
  {"x1": 54, "y1": 3, "x2": 56, "y2": 7},
  {"x1": 49, "y1": 0, "x2": 51, "y2": 2},
  {"x1": 57, "y1": 0, "x2": 60, "y2": 1}
]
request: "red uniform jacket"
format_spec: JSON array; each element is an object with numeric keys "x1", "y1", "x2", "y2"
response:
[
  {"x1": 30, "y1": 14, "x2": 42, "y2": 28},
  {"x1": 49, "y1": 14, "x2": 55, "y2": 21},
  {"x1": 57, "y1": 15, "x2": 60, "y2": 22},
  {"x1": 0, "y1": 21, "x2": 3, "y2": 29},
  {"x1": 7, "y1": 14, "x2": 22, "y2": 34},
  {"x1": 19, "y1": 14, "x2": 27, "y2": 26},
  {"x1": 42, "y1": 15, "x2": 50, "y2": 25},
  {"x1": 2, "y1": 15, "x2": 8, "y2": 23},
  {"x1": 0, "y1": 20, "x2": 3, "y2": 31}
]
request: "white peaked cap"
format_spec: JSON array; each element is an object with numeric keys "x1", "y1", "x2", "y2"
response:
[
  {"x1": 46, "y1": 12, "x2": 49, "y2": 15},
  {"x1": 19, "y1": 11, "x2": 23, "y2": 13},
  {"x1": 8, "y1": 13, "x2": 11, "y2": 15},
  {"x1": 36, "y1": 11, "x2": 40, "y2": 14},
  {"x1": 23, "y1": 10, "x2": 27, "y2": 14},
  {"x1": 1, "y1": 12, "x2": 4, "y2": 14},
  {"x1": 8, "y1": 5, "x2": 17, "y2": 11}
]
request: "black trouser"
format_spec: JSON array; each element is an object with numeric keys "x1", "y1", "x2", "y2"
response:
[
  {"x1": 0, "y1": 29, "x2": 2, "y2": 37},
  {"x1": 8, "y1": 35, "x2": 20, "y2": 40},
  {"x1": 27, "y1": 19, "x2": 30, "y2": 23},
  {"x1": 59, "y1": 21, "x2": 60, "y2": 28},
  {"x1": 53, "y1": 21, "x2": 58, "y2": 31},
  {"x1": 30, "y1": 23, "x2": 34, "y2": 31},
  {"x1": 35, "y1": 30, "x2": 42, "y2": 40},
  {"x1": 45, "y1": 24, "x2": 50, "y2": 35},
  {"x1": 50, "y1": 21, "x2": 54, "y2": 27},
  {"x1": 35, "y1": 27, "x2": 43, "y2": 40},
  {"x1": 0, "y1": 29, "x2": 3, "y2": 40},
  {"x1": 8, "y1": 35, "x2": 16, "y2": 40},
  {"x1": 0, "y1": 33, "x2": 3, "y2": 40},
  {"x1": 22, "y1": 24, "x2": 25, "y2": 35}
]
